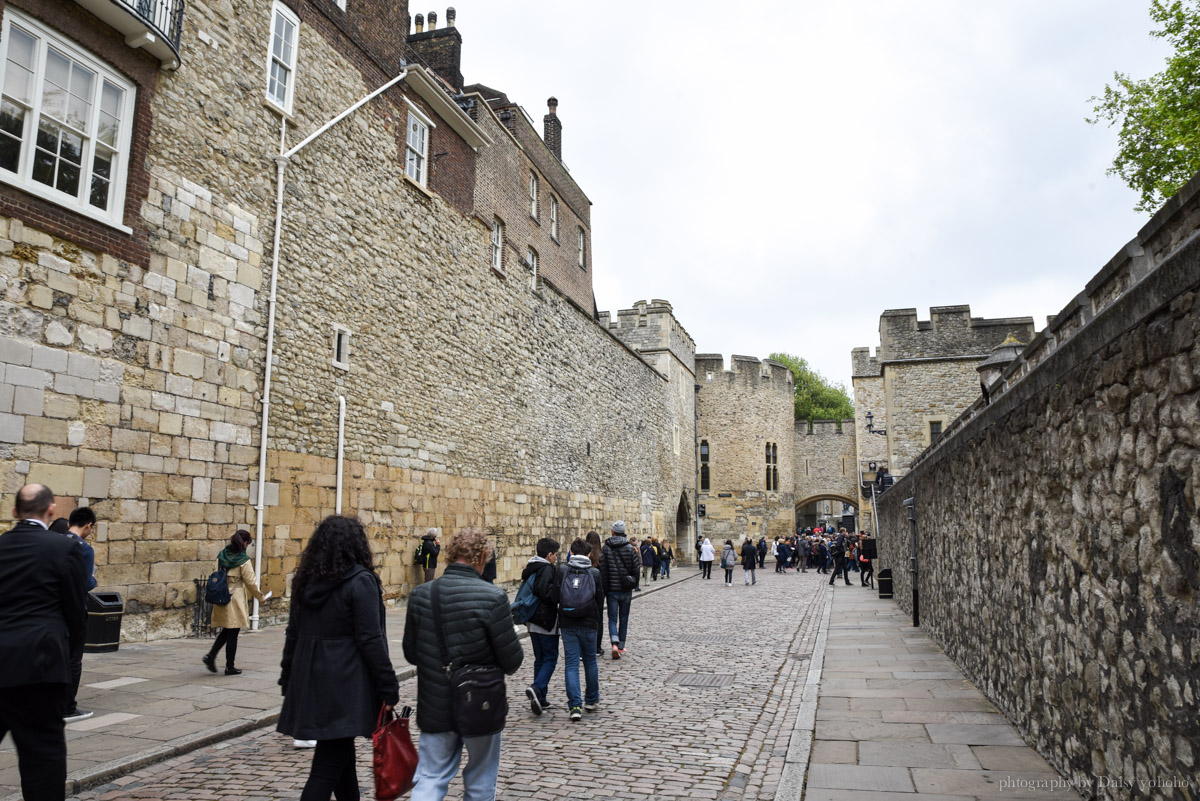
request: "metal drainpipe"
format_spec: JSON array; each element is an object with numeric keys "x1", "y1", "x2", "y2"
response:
[
  {"x1": 904, "y1": 495, "x2": 918, "y2": 627},
  {"x1": 693, "y1": 382, "x2": 700, "y2": 561},
  {"x1": 335, "y1": 396, "x2": 345, "y2": 515},
  {"x1": 250, "y1": 68, "x2": 408, "y2": 629}
]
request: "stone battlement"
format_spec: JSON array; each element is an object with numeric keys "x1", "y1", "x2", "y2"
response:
[
  {"x1": 876, "y1": 306, "x2": 1035, "y2": 362},
  {"x1": 802, "y1": 419, "x2": 854, "y2": 435},
  {"x1": 598, "y1": 299, "x2": 696, "y2": 370},
  {"x1": 851, "y1": 347, "x2": 881, "y2": 378},
  {"x1": 695, "y1": 354, "x2": 794, "y2": 393}
]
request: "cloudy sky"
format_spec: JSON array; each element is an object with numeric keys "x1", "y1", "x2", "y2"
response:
[{"x1": 454, "y1": 1, "x2": 1170, "y2": 388}]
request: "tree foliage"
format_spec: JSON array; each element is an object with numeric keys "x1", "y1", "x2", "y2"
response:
[
  {"x1": 769, "y1": 352, "x2": 855, "y2": 423},
  {"x1": 1089, "y1": 1, "x2": 1200, "y2": 213}
]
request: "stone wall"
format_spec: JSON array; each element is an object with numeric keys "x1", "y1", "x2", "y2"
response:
[
  {"x1": 696, "y1": 354, "x2": 795, "y2": 541},
  {"x1": 875, "y1": 174, "x2": 1200, "y2": 800},
  {"x1": 878, "y1": 306, "x2": 1034, "y2": 361},
  {"x1": 0, "y1": 0, "x2": 693, "y2": 639},
  {"x1": 882, "y1": 359, "x2": 984, "y2": 473},
  {"x1": 793, "y1": 419, "x2": 857, "y2": 509}
]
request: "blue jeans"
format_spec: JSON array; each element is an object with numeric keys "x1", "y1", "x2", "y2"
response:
[
  {"x1": 606, "y1": 591, "x2": 631, "y2": 647},
  {"x1": 412, "y1": 730, "x2": 502, "y2": 801},
  {"x1": 528, "y1": 632, "x2": 558, "y2": 705},
  {"x1": 560, "y1": 627, "x2": 599, "y2": 709},
  {"x1": 660, "y1": 562, "x2": 670, "y2": 578}
]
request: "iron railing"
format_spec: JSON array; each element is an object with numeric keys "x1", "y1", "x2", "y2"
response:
[
  {"x1": 191, "y1": 577, "x2": 214, "y2": 638},
  {"x1": 121, "y1": 0, "x2": 185, "y2": 57}
]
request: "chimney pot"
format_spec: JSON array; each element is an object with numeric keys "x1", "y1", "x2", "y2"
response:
[
  {"x1": 415, "y1": 13, "x2": 424, "y2": 32},
  {"x1": 543, "y1": 97, "x2": 562, "y2": 160},
  {"x1": 547, "y1": 96, "x2": 558, "y2": 115},
  {"x1": 428, "y1": 10, "x2": 437, "y2": 29},
  {"x1": 447, "y1": 7, "x2": 456, "y2": 27}
]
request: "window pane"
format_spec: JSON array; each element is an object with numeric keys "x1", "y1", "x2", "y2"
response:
[
  {"x1": 56, "y1": 157, "x2": 80, "y2": 195},
  {"x1": 8, "y1": 27, "x2": 35, "y2": 71},
  {"x1": 98, "y1": 111, "x2": 118, "y2": 147},
  {"x1": 0, "y1": 132, "x2": 20, "y2": 172},
  {"x1": 0, "y1": 100, "x2": 25, "y2": 138},
  {"x1": 41, "y1": 80, "x2": 66, "y2": 122},
  {"x1": 31, "y1": 144, "x2": 53, "y2": 185},
  {"x1": 69, "y1": 62, "x2": 94, "y2": 107},
  {"x1": 101, "y1": 81, "x2": 121, "y2": 117},
  {"x1": 3, "y1": 63, "x2": 33, "y2": 105},
  {"x1": 45, "y1": 49, "x2": 70, "y2": 91},
  {"x1": 36, "y1": 119, "x2": 58, "y2": 153},
  {"x1": 60, "y1": 129, "x2": 83, "y2": 165},
  {"x1": 67, "y1": 93, "x2": 91, "y2": 131},
  {"x1": 89, "y1": 173, "x2": 110, "y2": 209}
]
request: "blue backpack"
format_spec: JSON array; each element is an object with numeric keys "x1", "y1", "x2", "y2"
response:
[
  {"x1": 559, "y1": 564, "x2": 596, "y2": 618},
  {"x1": 204, "y1": 564, "x2": 231, "y2": 606},
  {"x1": 510, "y1": 575, "x2": 538, "y2": 625}
]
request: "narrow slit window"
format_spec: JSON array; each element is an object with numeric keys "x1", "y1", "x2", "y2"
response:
[
  {"x1": 332, "y1": 326, "x2": 350, "y2": 370},
  {"x1": 491, "y1": 218, "x2": 504, "y2": 273},
  {"x1": 549, "y1": 194, "x2": 558, "y2": 239},
  {"x1": 529, "y1": 171, "x2": 538, "y2": 218}
]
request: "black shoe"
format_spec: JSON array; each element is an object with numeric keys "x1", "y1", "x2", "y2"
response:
[
  {"x1": 224, "y1": 667, "x2": 242, "y2": 676},
  {"x1": 202, "y1": 654, "x2": 217, "y2": 673},
  {"x1": 63, "y1": 708, "x2": 94, "y2": 723},
  {"x1": 526, "y1": 686, "x2": 543, "y2": 717}
]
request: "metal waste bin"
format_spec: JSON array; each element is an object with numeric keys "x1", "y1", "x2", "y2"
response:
[
  {"x1": 877, "y1": 569, "x2": 893, "y2": 599},
  {"x1": 84, "y1": 591, "x2": 124, "y2": 653}
]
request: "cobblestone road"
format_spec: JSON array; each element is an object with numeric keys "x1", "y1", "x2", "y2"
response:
[{"x1": 74, "y1": 566, "x2": 831, "y2": 801}]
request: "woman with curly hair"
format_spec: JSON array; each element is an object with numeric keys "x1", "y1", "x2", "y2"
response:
[
  {"x1": 277, "y1": 515, "x2": 399, "y2": 801},
  {"x1": 586, "y1": 530, "x2": 604, "y2": 656}
]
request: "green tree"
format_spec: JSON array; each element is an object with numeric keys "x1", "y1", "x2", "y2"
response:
[
  {"x1": 1089, "y1": 1, "x2": 1200, "y2": 213},
  {"x1": 769, "y1": 352, "x2": 854, "y2": 423}
]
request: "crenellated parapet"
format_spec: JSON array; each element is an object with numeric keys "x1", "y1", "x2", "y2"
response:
[
  {"x1": 851, "y1": 347, "x2": 880, "y2": 378},
  {"x1": 598, "y1": 299, "x2": 696, "y2": 374},
  {"x1": 695, "y1": 353, "x2": 794, "y2": 394},
  {"x1": 876, "y1": 306, "x2": 1035, "y2": 362}
]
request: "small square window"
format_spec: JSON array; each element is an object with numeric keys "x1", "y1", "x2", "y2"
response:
[
  {"x1": 930, "y1": 420, "x2": 942, "y2": 442},
  {"x1": 332, "y1": 325, "x2": 350, "y2": 370}
]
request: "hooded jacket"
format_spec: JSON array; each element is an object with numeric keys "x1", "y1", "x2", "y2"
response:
[
  {"x1": 402, "y1": 563, "x2": 524, "y2": 733},
  {"x1": 417, "y1": 533, "x2": 440, "y2": 570},
  {"x1": 699, "y1": 539, "x2": 715, "y2": 561},
  {"x1": 720, "y1": 543, "x2": 736, "y2": 568},
  {"x1": 521, "y1": 555, "x2": 560, "y2": 633},
  {"x1": 599, "y1": 534, "x2": 640, "y2": 594},
  {"x1": 277, "y1": 565, "x2": 398, "y2": 740},
  {"x1": 557, "y1": 554, "x2": 602, "y2": 630}
]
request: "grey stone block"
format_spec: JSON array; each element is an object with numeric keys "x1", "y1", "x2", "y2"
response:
[
  {"x1": 68, "y1": 352, "x2": 102, "y2": 380},
  {"x1": 0, "y1": 382, "x2": 11, "y2": 413},
  {"x1": 0, "y1": 337, "x2": 32, "y2": 366},
  {"x1": 0, "y1": 412, "x2": 23, "y2": 443},
  {"x1": 858, "y1": 741, "x2": 982, "y2": 769},
  {"x1": 6, "y1": 365, "x2": 52, "y2": 388},
  {"x1": 12, "y1": 386, "x2": 41, "y2": 415},
  {"x1": 925, "y1": 724, "x2": 1026, "y2": 746},
  {"x1": 30, "y1": 344, "x2": 67, "y2": 373}
]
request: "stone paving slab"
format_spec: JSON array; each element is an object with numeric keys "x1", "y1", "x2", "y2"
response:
[{"x1": 802, "y1": 589, "x2": 1082, "y2": 801}]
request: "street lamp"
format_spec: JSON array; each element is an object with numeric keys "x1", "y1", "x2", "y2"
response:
[{"x1": 865, "y1": 411, "x2": 887, "y2": 436}]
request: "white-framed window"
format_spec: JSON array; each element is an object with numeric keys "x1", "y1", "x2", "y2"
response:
[
  {"x1": 577, "y1": 227, "x2": 586, "y2": 270},
  {"x1": 0, "y1": 11, "x2": 136, "y2": 229},
  {"x1": 405, "y1": 110, "x2": 429, "y2": 186},
  {"x1": 491, "y1": 218, "x2": 504, "y2": 273},
  {"x1": 526, "y1": 246, "x2": 538, "y2": 289},
  {"x1": 529, "y1": 171, "x2": 538, "y2": 218},
  {"x1": 266, "y1": 2, "x2": 300, "y2": 114},
  {"x1": 549, "y1": 194, "x2": 558, "y2": 240},
  {"x1": 332, "y1": 325, "x2": 351, "y2": 370}
]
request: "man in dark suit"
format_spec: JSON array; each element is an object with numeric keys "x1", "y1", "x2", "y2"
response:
[{"x1": 0, "y1": 484, "x2": 88, "y2": 801}]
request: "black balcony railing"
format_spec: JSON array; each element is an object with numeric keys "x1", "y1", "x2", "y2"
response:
[{"x1": 116, "y1": 0, "x2": 185, "y2": 62}]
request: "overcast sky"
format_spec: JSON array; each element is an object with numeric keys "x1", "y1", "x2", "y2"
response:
[{"x1": 454, "y1": 1, "x2": 1170, "y2": 389}]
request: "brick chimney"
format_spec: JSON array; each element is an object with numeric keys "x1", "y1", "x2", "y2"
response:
[
  {"x1": 407, "y1": 8, "x2": 463, "y2": 92},
  {"x1": 544, "y1": 97, "x2": 562, "y2": 160}
]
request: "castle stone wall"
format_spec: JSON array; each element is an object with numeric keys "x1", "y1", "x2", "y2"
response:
[
  {"x1": 878, "y1": 306, "x2": 1034, "y2": 361},
  {"x1": 875, "y1": 175, "x2": 1200, "y2": 800},
  {"x1": 793, "y1": 419, "x2": 857, "y2": 509}
]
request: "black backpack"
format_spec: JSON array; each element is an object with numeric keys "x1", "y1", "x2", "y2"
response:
[
  {"x1": 204, "y1": 563, "x2": 231, "y2": 606},
  {"x1": 413, "y1": 541, "x2": 425, "y2": 566}
]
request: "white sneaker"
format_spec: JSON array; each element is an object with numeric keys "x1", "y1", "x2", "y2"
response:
[{"x1": 293, "y1": 739, "x2": 317, "y2": 748}]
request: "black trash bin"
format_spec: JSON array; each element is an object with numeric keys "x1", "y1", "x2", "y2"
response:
[
  {"x1": 877, "y1": 569, "x2": 893, "y2": 599},
  {"x1": 84, "y1": 591, "x2": 124, "y2": 653}
]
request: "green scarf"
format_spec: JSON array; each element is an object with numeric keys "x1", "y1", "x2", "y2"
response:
[{"x1": 217, "y1": 547, "x2": 250, "y2": 570}]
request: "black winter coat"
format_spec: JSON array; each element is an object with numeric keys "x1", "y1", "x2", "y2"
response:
[
  {"x1": 277, "y1": 565, "x2": 398, "y2": 740},
  {"x1": 599, "y1": 535, "x2": 640, "y2": 593},
  {"x1": 520, "y1": 557, "x2": 560, "y2": 631},
  {"x1": 741, "y1": 541, "x2": 758, "y2": 569},
  {"x1": 402, "y1": 563, "x2": 524, "y2": 733}
]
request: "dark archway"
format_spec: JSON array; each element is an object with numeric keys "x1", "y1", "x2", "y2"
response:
[
  {"x1": 676, "y1": 492, "x2": 692, "y2": 558},
  {"x1": 795, "y1": 494, "x2": 859, "y2": 532}
]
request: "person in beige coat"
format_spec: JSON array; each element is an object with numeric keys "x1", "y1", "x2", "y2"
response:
[{"x1": 203, "y1": 530, "x2": 267, "y2": 676}]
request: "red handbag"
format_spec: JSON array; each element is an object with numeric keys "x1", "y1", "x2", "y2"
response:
[{"x1": 373, "y1": 705, "x2": 417, "y2": 800}]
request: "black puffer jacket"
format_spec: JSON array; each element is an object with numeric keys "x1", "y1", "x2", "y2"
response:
[
  {"x1": 520, "y1": 557, "x2": 559, "y2": 631},
  {"x1": 741, "y1": 541, "x2": 758, "y2": 569},
  {"x1": 599, "y1": 535, "x2": 640, "y2": 593},
  {"x1": 277, "y1": 566, "x2": 398, "y2": 740},
  {"x1": 402, "y1": 563, "x2": 524, "y2": 733}
]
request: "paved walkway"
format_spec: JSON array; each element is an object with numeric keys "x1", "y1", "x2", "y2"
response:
[
  {"x1": 0, "y1": 571, "x2": 696, "y2": 800},
  {"x1": 67, "y1": 562, "x2": 829, "y2": 800},
  {"x1": 3, "y1": 563, "x2": 1085, "y2": 800},
  {"x1": 798, "y1": 580, "x2": 1082, "y2": 801}
]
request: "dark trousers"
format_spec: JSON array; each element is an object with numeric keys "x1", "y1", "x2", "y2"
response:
[
  {"x1": 64, "y1": 635, "x2": 84, "y2": 713},
  {"x1": 861, "y1": 560, "x2": 874, "y2": 586},
  {"x1": 300, "y1": 737, "x2": 359, "y2": 801},
  {"x1": 829, "y1": 557, "x2": 851, "y2": 585},
  {"x1": 208, "y1": 627, "x2": 240, "y2": 667},
  {"x1": 700, "y1": 561, "x2": 713, "y2": 579},
  {"x1": 0, "y1": 683, "x2": 68, "y2": 801}
]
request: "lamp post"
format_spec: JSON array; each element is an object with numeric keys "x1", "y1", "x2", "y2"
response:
[{"x1": 865, "y1": 411, "x2": 887, "y2": 436}]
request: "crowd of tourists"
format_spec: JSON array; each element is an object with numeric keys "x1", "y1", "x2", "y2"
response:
[{"x1": 692, "y1": 526, "x2": 876, "y2": 588}]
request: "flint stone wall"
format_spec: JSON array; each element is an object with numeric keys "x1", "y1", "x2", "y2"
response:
[{"x1": 876, "y1": 178, "x2": 1200, "y2": 800}]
